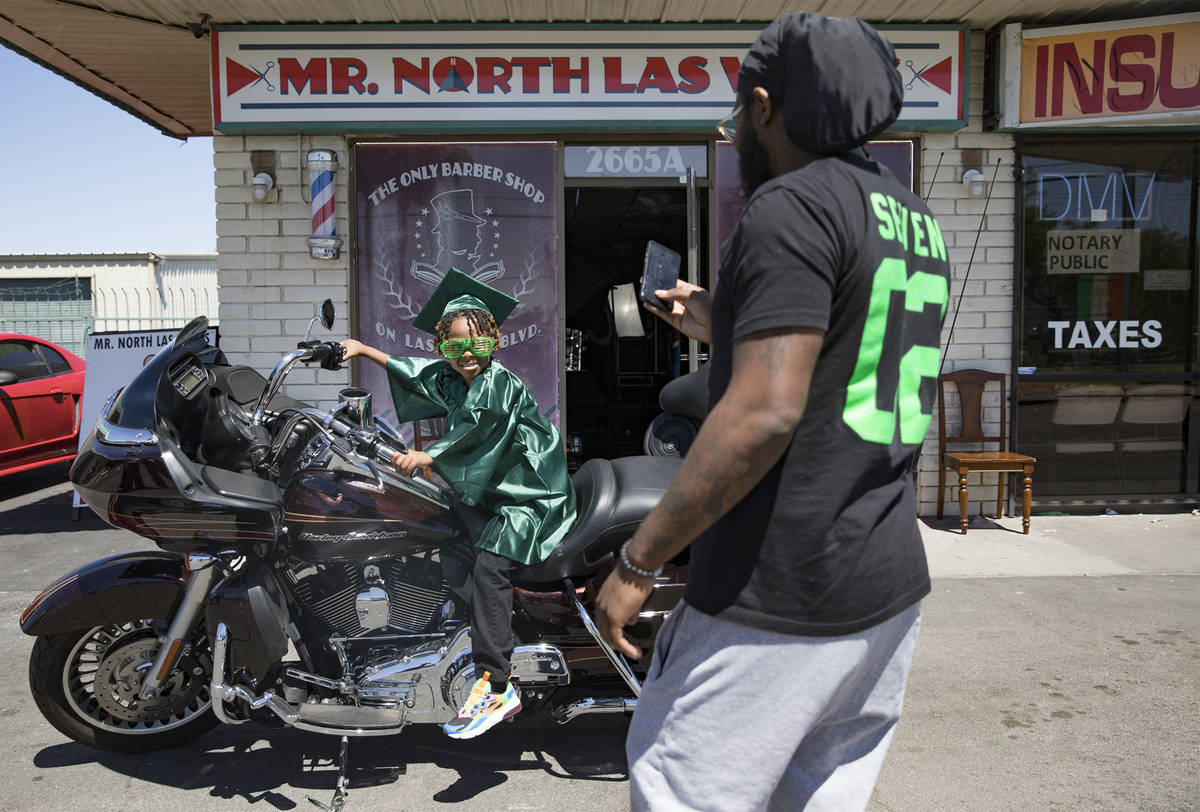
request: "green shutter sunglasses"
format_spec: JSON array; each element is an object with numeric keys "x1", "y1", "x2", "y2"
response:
[{"x1": 439, "y1": 336, "x2": 497, "y2": 359}]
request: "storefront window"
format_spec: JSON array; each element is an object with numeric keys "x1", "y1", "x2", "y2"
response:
[{"x1": 1017, "y1": 136, "x2": 1199, "y2": 500}]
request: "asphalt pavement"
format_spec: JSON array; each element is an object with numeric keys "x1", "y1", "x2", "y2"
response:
[{"x1": 0, "y1": 462, "x2": 1196, "y2": 811}]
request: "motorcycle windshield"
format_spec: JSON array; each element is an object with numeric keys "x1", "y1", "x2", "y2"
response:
[{"x1": 104, "y1": 315, "x2": 213, "y2": 432}]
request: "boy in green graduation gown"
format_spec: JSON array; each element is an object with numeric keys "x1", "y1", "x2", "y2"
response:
[{"x1": 341, "y1": 269, "x2": 577, "y2": 739}]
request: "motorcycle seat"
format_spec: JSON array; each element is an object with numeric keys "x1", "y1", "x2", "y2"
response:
[{"x1": 509, "y1": 455, "x2": 682, "y2": 586}]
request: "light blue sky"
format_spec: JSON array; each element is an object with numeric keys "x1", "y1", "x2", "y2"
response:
[{"x1": 0, "y1": 46, "x2": 216, "y2": 255}]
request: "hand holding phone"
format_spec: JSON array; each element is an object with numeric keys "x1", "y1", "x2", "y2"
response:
[{"x1": 639, "y1": 241, "x2": 682, "y2": 310}]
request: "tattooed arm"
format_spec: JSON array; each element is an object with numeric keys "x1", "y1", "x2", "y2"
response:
[{"x1": 594, "y1": 326, "x2": 824, "y2": 658}]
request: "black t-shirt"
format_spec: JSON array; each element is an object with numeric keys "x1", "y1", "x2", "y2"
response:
[{"x1": 685, "y1": 149, "x2": 950, "y2": 636}]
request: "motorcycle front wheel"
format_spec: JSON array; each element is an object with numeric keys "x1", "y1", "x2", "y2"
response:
[{"x1": 29, "y1": 619, "x2": 218, "y2": 752}]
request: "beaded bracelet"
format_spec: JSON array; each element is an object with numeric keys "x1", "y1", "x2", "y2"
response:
[{"x1": 618, "y1": 540, "x2": 662, "y2": 579}]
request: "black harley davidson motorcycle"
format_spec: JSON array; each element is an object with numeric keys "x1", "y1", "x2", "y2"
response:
[{"x1": 20, "y1": 303, "x2": 694, "y2": 803}]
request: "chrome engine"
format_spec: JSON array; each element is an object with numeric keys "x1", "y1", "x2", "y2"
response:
[
  {"x1": 213, "y1": 553, "x2": 572, "y2": 735},
  {"x1": 285, "y1": 558, "x2": 453, "y2": 638},
  {"x1": 212, "y1": 622, "x2": 570, "y2": 734}
]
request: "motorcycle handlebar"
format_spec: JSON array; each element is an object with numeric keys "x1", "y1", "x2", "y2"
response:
[{"x1": 297, "y1": 341, "x2": 345, "y2": 370}]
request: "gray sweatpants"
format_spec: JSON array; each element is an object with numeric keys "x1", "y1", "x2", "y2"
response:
[{"x1": 627, "y1": 601, "x2": 922, "y2": 812}]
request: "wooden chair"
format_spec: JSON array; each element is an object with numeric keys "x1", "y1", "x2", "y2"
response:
[
  {"x1": 411, "y1": 417, "x2": 446, "y2": 451},
  {"x1": 937, "y1": 369, "x2": 1036, "y2": 535}
]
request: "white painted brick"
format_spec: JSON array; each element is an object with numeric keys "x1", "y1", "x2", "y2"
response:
[
  {"x1": 215, "y1": 169, "x2": 244, "y2": 186},
  {"x1": 922, "y1": 135, "x2": 957, "y2": 150},
  {"x1": 283, "y1": 253, "x2": 349, "y2": 271},
  {"x1": 219, "y1": 335, "x2": 250, "y2": 353},
  {"x1": 219, "y1": 285, "x2": 282, "y2": 303},
  {"x1": 215, "y1": 188, "x2": 258, "y2": 205},
  {"x1": 984, "y1": 343, "x2": 1013, "y2": 360},
  {"x1": 214, "y1": 153, "x2": 248, "y2": 170},
  {"x1": 284, "y1": 285, "x2": 346, "y2": 303},
  {"x1": 243, "y1": 319, "x2": 283, "y2": 337},
  {"x1": 282, "y1": 220, "x2": 316, "y2": 236},
  {"x1": 958, "y1": 264, "x2": 1013, "y2": 280},
  {"x1": 220, "y1": 254, "x2": 282, "y2": 271},
  {"x1": 954, "y1": 296, "x2": 1001, "y2": 312},
  {"x1": 214, "y1": 135, "x2": 245, "y2": 152},
  {"x1": 244, "y1": 135, "x2": 313, "y2": 152},
  {"x1": 215, "y1": 203, "x2": 247, "y2": 221},
  {"x1": 251, "y1": 335, "x2": 306, "y2": 353},
  {"x1": 246, "y1": 236, "x2": 292, "y2": 254},
  {"x1": 315, "y1": 269, "x2": 348, "y2": 286},
  {"x1": 256, "y1": 269, "x2": 313, "y2": 287},
  {"x1": 948, "y1": 312, "x2": 984, "y2": 328},
  {"x1": 971, "y1": 328, "x2": 1013, "y2": 344},
  {"x1": 944, "y1": 344, "x2": 982, "y2": 360},
  {"x1": 984, "y1": 280, "x2": 1013, "y2": 297},
  {"x1": 218, "y1": 269, "x2": 248, "y2": 287},
  {"x1": 255, "y1": 302, "x2": 329, "y2": 320},
  {"x1": 220, "y1": 303, "x2": 251, "y2": 321},
  {"x1": 217, "y1": 220, "x2": 282, "y2": 238},
  {"x1": 985, "y1": 311, "x2": 1013, "y2": 328}
]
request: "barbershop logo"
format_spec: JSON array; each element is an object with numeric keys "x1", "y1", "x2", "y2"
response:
[
  {"x1": 363, "y1": 154, "x2": 551, "y2": 353},
  {"x1": 411, "y1": 188, "x2": 504, "y2": 286}
]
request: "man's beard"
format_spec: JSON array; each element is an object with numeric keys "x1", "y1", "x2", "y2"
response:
[{"x1": 736, "y1": 121, "x2": 772, "y2": 197}]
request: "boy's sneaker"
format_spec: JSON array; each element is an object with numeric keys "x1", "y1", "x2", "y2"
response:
[{"x1": 442, "y1": 672, "x2": 522, "y2": 740}]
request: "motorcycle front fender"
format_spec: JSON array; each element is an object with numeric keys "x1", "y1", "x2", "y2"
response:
[{"x1": 20, "y1": 551, "x2": 184, "y2": 636}]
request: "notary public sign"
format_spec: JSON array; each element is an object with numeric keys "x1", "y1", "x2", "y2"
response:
[
  {"x1": 210, "y1": 25, "x2": 967, "y2": 133},
  {"x1": 1045, "y1": 229, "x2": 1140, "y2": 275},
  {"x1": 996, "y1": 13, "x2": 1199, "y2": 128}
]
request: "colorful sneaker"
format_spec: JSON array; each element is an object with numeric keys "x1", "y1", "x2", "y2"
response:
[{"x1": 442, "y1": 672, "x2": 522, "y2": 740}]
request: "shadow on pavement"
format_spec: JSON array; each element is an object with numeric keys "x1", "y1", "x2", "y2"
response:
[
  {"x1": 0, "y1": 491, "x2": 107, "y2": 535},
  {"x1": 32, "y1": 711, "x2": 628, "y2": 808},
  {"x1": 0, "y1": 461, "x2": 74, "y2": 499}
]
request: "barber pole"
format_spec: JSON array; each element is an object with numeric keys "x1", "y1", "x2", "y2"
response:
[{"x1": 306, "y1": 150, "x2": 343, "y2": 259}]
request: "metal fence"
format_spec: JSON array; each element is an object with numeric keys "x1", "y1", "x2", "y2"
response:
[
  {"x1": 0, "y1": 278, "x2": 93, "y2": 357},
  {"x1": 0, "y1": 279, "x2": 219, "y2": 358}
]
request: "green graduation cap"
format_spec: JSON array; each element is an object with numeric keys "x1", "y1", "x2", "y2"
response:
[{"x1": 412, "y1": 268, "x2": 520, "y2": 334}]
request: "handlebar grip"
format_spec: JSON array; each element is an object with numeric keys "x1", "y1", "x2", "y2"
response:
[{"x1": 297, "y1": 341, "x2": 346, "y2": 370}]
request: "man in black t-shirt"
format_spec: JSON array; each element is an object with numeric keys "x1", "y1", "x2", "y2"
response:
[{"x1": 595, "y1": 13, "x2": 950, "y2": 811}]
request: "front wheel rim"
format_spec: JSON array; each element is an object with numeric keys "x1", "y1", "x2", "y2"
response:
[{"x1": 62, "y1": 620, "x2": 212, "y2": 736}]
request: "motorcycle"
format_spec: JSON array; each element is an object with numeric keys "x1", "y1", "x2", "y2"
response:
[{"x1": 20, "y1": 303, "x2": 689, "y2": 809}]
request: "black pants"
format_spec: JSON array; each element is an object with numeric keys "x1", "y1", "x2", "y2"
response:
[
  {"x1": 468, "y1": 548, "x2": 517, "y2": 691},
  {"x1": 443, "y1": 500, "x2": 518, "y2": 693}
]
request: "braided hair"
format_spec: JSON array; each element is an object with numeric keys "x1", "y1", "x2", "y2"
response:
[{"x1": 434, "y1": 308, "x2": 501, "y2": 354}]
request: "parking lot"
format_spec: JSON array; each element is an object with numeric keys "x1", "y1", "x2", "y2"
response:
[{"x1": 2, "y1": 462, "x2": 1198, "y2": 810}]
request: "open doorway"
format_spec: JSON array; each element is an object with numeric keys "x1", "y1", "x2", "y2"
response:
[{"x1": 562, "y1": 184, "x2": 708, "y2": 467}]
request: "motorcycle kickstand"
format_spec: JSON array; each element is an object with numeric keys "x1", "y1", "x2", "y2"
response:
[{"x1": 307, "y1": 735, "x2": 350, "y2": 812}]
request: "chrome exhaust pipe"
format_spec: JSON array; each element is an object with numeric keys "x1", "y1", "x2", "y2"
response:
[
  {"x1": 552, "y1": 697, "x2": 637, "y2": 724},
  {"x1": 210, "y1": 623, "x2": 406, "y2": 737}
]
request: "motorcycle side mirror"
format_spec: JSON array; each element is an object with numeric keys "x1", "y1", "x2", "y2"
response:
[{"x1": 302, "y1": 300, "x2": 337, "y2": 344}]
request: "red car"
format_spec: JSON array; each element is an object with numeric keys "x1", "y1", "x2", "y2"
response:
[{"x1": 0, "y1": 333, "x2": 86, "y2": 477}]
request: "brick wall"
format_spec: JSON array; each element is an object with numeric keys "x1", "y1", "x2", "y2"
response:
[
  {"x1": 212, "y1": 32, "x2": 1021, "y2": 519},
  {"x1": 912, "y1": 30, "x2": 1019, "y2": 520},
  {"x1": 215, "y1": 135, "x2": 352, "y2": 407}
]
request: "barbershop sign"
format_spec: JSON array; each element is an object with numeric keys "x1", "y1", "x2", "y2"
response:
[
  {"x1": 211, "y1": 25, "x2": 967, "y2": 132},
  {"x1": 993, "y1": 13, "x2": 1199, "y2": 128}
]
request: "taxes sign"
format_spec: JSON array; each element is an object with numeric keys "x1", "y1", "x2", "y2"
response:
[{"x1": 211, "y1": 25, "x2": 968, "y2": 133}]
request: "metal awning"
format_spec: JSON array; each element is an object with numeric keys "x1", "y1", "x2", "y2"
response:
[{"x1": 1, "y1": 0, "x2": 1193, "y2": 138}]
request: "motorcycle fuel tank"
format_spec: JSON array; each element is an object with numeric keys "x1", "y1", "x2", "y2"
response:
[{"x1": 283, "y1": 468, "x2": 464, "y2": 561}]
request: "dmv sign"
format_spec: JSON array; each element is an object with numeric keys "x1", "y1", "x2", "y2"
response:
[{"x1": 211, "y1": 25, "x2": 967, "y2": 133}]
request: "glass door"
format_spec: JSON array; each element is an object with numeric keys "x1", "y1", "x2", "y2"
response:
[{"x1": 1016, "y1": 135, "x2": 1199, "y2": 501}]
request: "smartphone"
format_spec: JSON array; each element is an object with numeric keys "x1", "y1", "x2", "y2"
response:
[{"x1": 639, "y1": 241, "x2": 682, "y2": 309}]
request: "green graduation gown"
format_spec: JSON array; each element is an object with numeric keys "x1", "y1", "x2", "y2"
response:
[{"x1": 385, "y1": 356, "x2": 577, "y2": 566}]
